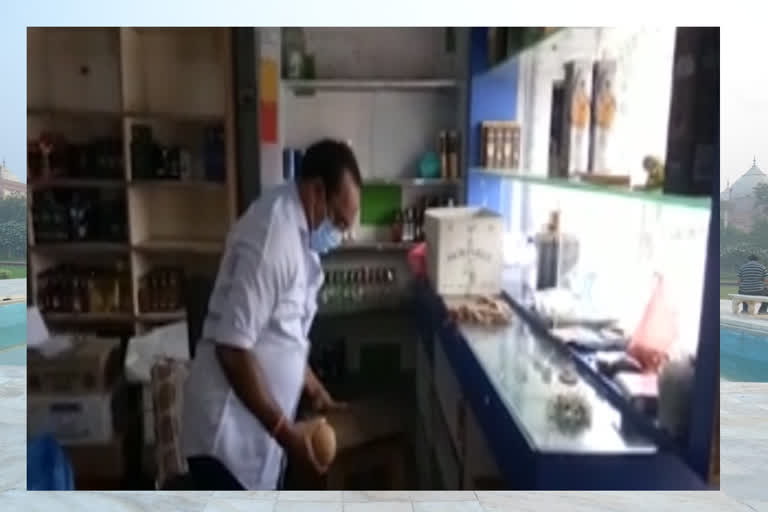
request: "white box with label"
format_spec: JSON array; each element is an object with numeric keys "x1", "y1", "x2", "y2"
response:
[
  {"x1": 28, "y1": 391, "x2": 116, "y2": 445},
  {"x1": 425, "y1": 207, "x2": 504, "y2": 296}
]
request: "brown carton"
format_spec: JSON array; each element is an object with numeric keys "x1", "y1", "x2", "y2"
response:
[{"x1": 28, "y1": 337, "x2": 122, "y2": 394}]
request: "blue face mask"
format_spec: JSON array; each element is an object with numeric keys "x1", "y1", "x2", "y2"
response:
[{"x1": 310, "y1": 218, "x2": 343, "y2": 254}]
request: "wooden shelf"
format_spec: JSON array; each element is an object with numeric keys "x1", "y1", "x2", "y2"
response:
[
  {"x1": 137, "y1": 310, "x2": 187, "y2": 322},
  {"x1": 133, "y1": 239, "x2": 224, "y2": 254},
  {"x1": 27, "y1": 107, "x2": 123, "y2": 119},
  {"x1": 30, "y1": 242, "x2": 131, "y2": 254},
  {"x1": 27, "y1": 107, "x2": 224, "y2": 123},
  {"x1": 27, "y1": 28, "x2": 238, "y2": 334},
  {"x1": 123, "y1": 111, "x2": 226, "y2": 124},
  {"x1": 129, "y1": 179, "x2": 226, "y2": 191},
  {"x1": 29, "y1": 179, "x2": 126, "y2": 190},
  {"x1": 42, "y1": 312, "x2": 135, "y2": 323}
]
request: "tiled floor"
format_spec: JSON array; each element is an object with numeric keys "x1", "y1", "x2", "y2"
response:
[
  {"x1": 1, "y1": 365, "x2": 766, "y2": 510},
  {"x1": 0, "y1": 490, "x2": 754, "y2": 511}
]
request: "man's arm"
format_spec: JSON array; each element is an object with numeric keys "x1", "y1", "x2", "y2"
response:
[
  {"x1": 204, "y1": 240, "x2": 326, "y2": 471},
  {"x1": 216, "y1": 346, "x2": 327, "y2": 473},
  {"x1": 304, "y1": 366, "x2": 347, "y2": 412},
  {"x1": 217, "y1": 345, "x2": 291, "y2": 445},
  {"x1": 304, "y1": 366, "x2": 324, "y2": 401}
]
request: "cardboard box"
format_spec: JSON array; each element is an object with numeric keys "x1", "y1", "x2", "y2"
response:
[
  {"x1": 28, "y1": 337, "x2": 122, "y2": 394},
  {"x1": 589, "y1": 60, "x2": 618, "y2": 174},
  {"x1": 548, "y1": 80, "x2": 566, "y2": 178},
  {"x1": 561, "y1": 60, "x2": 593, "y2": 176},
  {"x1": 65, "y1": 435, "x2": 127, "y2": 485},
  {"x1": 425, "y1": 207, "x2": 504, "y2": 296},
  {"x1": 28, "y1": 388, "x2": 126, "y2": 445}
]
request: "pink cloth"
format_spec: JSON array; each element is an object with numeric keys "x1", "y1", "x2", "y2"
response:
[
  {"x1": 628, "y1": 274, "x2": 679, "y2": 373},
  {"x1": 408, "y1": 243, "x2": 428, "y2": 278}
]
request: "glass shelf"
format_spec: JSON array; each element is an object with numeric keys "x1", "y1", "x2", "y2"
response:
[{"x1": 469, "y1": 168, "x2": 711, "y2": 211}]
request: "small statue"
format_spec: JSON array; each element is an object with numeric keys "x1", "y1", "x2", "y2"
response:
[{"x1": 642, "y1": 155, "x2": 665, "y2": 189}]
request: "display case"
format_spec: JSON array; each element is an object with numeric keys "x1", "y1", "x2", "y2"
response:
[
  {"x1": 462, "y1": 319, "x2": 657, "y2": 454},
  {"x1": 496, "y1": 178, "x2": 710, "y2": 357},
  {"x1": 418, "y1": 26, "x2": 718, "y2": 489}
]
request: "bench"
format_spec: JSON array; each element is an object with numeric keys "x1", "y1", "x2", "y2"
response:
[{"x1": 728, "y1": 294, "x2": 768, "y2": 315}]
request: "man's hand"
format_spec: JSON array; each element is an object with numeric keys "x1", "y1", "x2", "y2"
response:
[
  {"x1": 310, "y1": 386, "x2": 348, "y2": 413},
  {"x1": 276, "y1": 417, "x2": 330, "y2": 475},
  {"x1": 304, "y1": 367, "x2": 347, "y2": 413}
]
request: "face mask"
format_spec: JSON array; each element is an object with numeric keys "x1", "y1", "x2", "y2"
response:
[{"x1": 310, "y1": 218, "x2": 343, "y2": 254}]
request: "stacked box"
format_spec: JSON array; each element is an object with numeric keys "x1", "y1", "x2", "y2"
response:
[
  {"x1": 589, "y1": 60, "x2": 618, "y2": 174},
  {"x1": 561, "y1": 60, "x2": 593, "y2": 176}
]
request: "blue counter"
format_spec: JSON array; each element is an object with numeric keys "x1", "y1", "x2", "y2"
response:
[{"x1": 412, "y1": 281, "x2": 706, "y2": 490}]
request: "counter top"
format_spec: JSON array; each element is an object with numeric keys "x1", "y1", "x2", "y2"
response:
[{"x1": 460, "y1": 321, "x2": 657, "y2": 454}]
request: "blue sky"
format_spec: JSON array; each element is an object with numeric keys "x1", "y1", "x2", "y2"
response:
[{"x1": 0, "y1": 24, "x2": 26, "y2": 182}]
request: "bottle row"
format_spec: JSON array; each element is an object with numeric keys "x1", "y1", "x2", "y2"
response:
[
  {"x1": 37, "y1": 264, "x2": 187, "y2": 315},
  {"x1": 138, "y1": 267, "x2": 185, "y2": 313},
  {"x1": 391, "y1": 195, "x2": 456, "y2": 243},
  {"x1": 319, "y1": 266, "x2": 399, "y2": 306},
  {"x1": 31, "y1": 190, "x2": 127, "y2": 244},
  {"x1": 131, "y1": 124, "x2": 225, "y2": 182},
  {"x1": 28, "y1": 133, "x2": 124, "y2": 182},
  {"x1": 37, "y1": 263, "x2": 132, "y2": 315}
]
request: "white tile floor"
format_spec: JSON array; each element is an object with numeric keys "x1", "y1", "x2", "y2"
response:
[{"x1": 1, "y1": 366, "x2": 765, "y2": 511}]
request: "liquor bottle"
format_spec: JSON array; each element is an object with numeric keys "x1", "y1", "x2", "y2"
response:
[
  {"x1": 439, "y1": 131, "x2": 449, "y2": 179},
  {"x1": 131, "y1": 124, "x2": 155, "y2": 180},
  {"x1": 448, "y1": 130, "x2": 459, "y2": 178},
  {"x1": 392, "y1": 210, "x2": 403, "y2": 242},
  {"x1": 403, "y1": 208, "x2": 414, "y2": 242}
]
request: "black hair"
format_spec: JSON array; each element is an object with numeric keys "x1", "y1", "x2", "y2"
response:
[
  {"x1": 750, "y1": 254, "x2": 760, "y2": 261},
  {"x1": 299, "y1": 139, "x2": 362, "y2": 195}
]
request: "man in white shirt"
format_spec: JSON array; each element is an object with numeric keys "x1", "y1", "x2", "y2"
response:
[{"x1": 182, "y1": 139, "x2": 361, "y2": 490}]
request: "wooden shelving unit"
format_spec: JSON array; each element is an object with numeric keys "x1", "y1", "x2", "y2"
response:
[{"x1": 27, "y1": 27, "x2": 238, "y2": 334}]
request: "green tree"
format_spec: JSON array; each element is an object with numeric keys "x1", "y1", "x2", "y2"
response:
[
  {"x1": 0, "y1": 196, "x2": 26, "y2": 223},
  {"x1": 0, "y1": 196, "x2": 27, "y2": 262}
]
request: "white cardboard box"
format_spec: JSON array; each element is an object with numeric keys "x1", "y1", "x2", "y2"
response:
[
  {"x1": 425, "y1": 207, "x2": 504, "y2": 296},
  {"x1": 28, "y1": 391, "x2": 116, "y2": 445}
]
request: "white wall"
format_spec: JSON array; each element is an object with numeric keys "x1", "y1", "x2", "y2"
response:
[
  {"x1": 299, "y1": 28, "x2": 460, "y2": 80},
  {"x1": 279, "y1": 28, "x2": 464, "y2": 181},
  {"x1": 513, "y1": 28, "x2": 676, "y2": 235},
  {"x1": 510, "y1": 29, "x2": 706, "y2": 358},
  {"x1": 517, "y1": 27, "x2": 675, "y2": 181},
  {"x1": 282, "y1": 90, "x2": 458, "y2": 180}
]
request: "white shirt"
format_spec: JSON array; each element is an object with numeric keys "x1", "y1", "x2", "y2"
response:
[{"x1": 182, "y1": 183, "x2": 324, "y2": 489}]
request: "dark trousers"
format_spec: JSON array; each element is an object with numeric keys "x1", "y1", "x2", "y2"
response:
[
  {"x1": 187, "y1": 456, "x2": 245, "y2": 490},
  {"x1": 183, "y1": 455, "x2": 286, "y2": 491}
]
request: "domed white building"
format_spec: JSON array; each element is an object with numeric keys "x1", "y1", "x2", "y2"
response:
[
  {"x1": 722, "y1": 158, "x2": 768, "y2": 201},
  {"x1": 0, "y1": 161, "x2": 26, "y2": 198},
  {"x1": 722, "y1": 158, "x2": 767, "y2": 231}
]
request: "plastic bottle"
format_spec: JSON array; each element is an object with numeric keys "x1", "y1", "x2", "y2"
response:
[{"x1": 522, "y1": 236, "x2": 538, "y2": 307}]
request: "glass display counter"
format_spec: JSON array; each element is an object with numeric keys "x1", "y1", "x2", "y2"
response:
[{"x1": 460, "y1": 321, "x2": 656, "y2": 454}]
